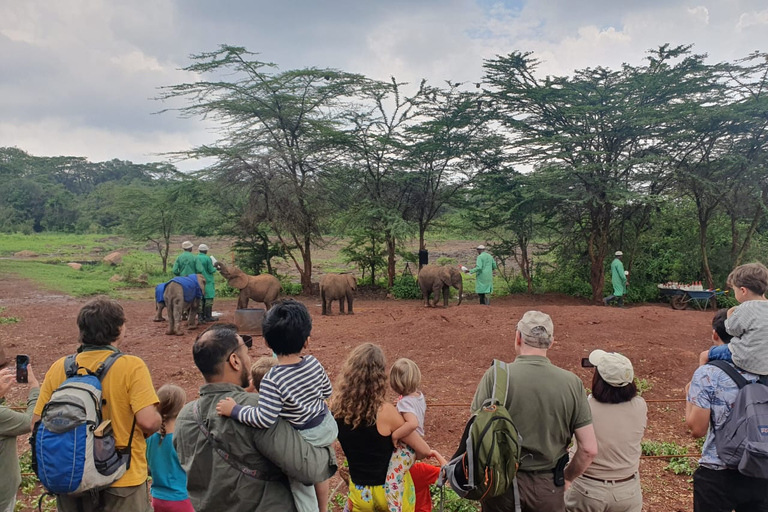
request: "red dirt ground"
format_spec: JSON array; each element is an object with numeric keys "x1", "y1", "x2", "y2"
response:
[{"x1": 0, "y1": 276, "x2": 707, "y2": 511}]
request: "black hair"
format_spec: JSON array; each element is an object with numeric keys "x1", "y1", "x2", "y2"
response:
[
  {"x1": 193, "y1": 323, "x2": 240, "y2": 378},
  {"x1": 262, "y1": 299, "x2": 312, "y2": 356},
  {"x1": 77, "y1": 298, "x2": 125, "y2": 346},
  {"x1": 712, "y1": 309, "x2": 733, "y2": 344},
  {"x1": 591, "y1": 370, "x2": 637, "y2": 404}
]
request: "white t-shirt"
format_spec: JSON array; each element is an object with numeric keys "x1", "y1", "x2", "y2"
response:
[{"x1": 397, "y1": 392, "x2": 426, "y2": 437}]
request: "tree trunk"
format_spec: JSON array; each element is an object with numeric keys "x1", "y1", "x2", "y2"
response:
[
  {"x1": 699, "y1": 217, "x2": 714, "y2": 290},
  {"x1": 301, "y1": 237, "x2": 313, "y2": 294},
  {"x1": 588, "y1": 208, "x2": 610, "y2": 302},
  {"x1": 386, "y1": 234, "x2": 396, "y2": 288}
]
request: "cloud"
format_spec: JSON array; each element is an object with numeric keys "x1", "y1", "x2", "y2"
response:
[{"x1": 1, "y1": 0, "x2": 768, "y2": 169}]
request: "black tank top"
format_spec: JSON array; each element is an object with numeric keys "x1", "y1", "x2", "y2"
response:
[{"x1": 336, "y1": 418, "x2": 394, "y2": 486}]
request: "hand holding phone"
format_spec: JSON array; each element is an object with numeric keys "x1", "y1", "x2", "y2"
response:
[{"x1": 16, "y1": 355, "x2": 29, "y2": 384}]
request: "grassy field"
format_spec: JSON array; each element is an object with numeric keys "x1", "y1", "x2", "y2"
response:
[{"x1": 0, "y1": 233, "x2": 515, "y2": 299}]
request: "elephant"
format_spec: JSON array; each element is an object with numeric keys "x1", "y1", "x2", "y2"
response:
[
  {"x1": 154, "y1": 274, "x2": 206, "y2": 336},
  {"x1": 214, "y1": 261, "x2": 282, "y2": 310},
  {"x1": 417, "y1": 265, "x2": 463, "y2": 307},
  {"x1": 319, "y1": 273, "x2": 357, "y2": 315}
]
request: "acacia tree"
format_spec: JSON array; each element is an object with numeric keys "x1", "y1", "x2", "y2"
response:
[
  {"x1": 340, "y1": 78, "x2": 424, "y2": 286},
  {"x1": 159, "y1": 45, "x2": 365, "y2": 292},
  {"x1": 117, "y1": 181, "x2": 196, "y2": 273},
  {"x1": 485, "y1": 45, "x2": 715, "y2": 300},
  {"x1": 403, "y1": 83, "x2": 503, "y2": 252}
]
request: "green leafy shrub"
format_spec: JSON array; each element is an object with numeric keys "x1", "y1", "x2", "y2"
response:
[
  {"x1": 391, "y1": 274, "x2": 421, "y2": 300},
  {"x1": 436, "y1": 256, "x2": 457, "y2": 266},
  {"x1": 281, "y1": 281, "x2": 303, "y2": 296},
  {"x1": 641, "y1": 440, "x2": 698, "y2": 475},
  {"x1": 716, "y1": 292, "x2": 738, "y2": 308},
  {"x1": 430, "y1": 486, "x2": 480, "y2": 511},
  {"x1": 635, "y1": 378, "x2": 652, "y2": 396}
]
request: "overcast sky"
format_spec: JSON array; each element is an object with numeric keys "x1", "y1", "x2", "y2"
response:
[{"x1": 2, "y1": 0, "x2": 768, "y2": 171}]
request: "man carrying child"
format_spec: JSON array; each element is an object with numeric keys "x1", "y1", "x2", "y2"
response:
[
  {"x1": 174, "y1": 323, "x2": 336, "y2": 512},
  {"x1": 686, "y1": 262, "x2": 768, "y2": 511}
]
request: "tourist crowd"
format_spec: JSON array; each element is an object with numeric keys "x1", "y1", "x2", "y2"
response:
[{"x1": 2, "y1": 261, "x2": 768, "y2": 512}]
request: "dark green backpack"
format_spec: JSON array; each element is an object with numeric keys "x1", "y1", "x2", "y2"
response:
[{"x1": 441, "y1": 360, "x2": 522, "y2": 504}]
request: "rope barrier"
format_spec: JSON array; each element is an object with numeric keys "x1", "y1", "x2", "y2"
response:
[
  {"x1": 18, "y1": 452, "x2": 702, "y2": 479},
  {"x1": 429, "y1": 398, "x2": 686, "y2": 408}
]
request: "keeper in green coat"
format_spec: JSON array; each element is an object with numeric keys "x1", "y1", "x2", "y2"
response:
[
  {"x1": 195, "y1": 243, "x2": 217, "y2": 323},
  {"x1": 603, "y1": 251, "x2": 628, "y2": 307},
  {"x1": 464, "y1": 245, "x2": 497, "y2": 306},
  {"x1": 172, "y1": 241, "x2": 197, "y2": 276}
]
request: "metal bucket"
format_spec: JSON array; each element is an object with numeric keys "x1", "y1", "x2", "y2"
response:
[{"x1": 235, "y1": 308, "x2": 266, "y2": 336}]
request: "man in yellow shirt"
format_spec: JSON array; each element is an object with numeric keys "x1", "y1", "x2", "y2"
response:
[{"x1": 32, "y1": 298, "x2": 161, "y2": 512}]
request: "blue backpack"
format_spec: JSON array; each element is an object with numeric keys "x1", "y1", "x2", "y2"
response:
[{"x1": 32, "y1": 352, "x2": 135, "y2": 496}]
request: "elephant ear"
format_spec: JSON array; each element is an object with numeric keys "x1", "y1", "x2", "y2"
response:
[
  {"x1": 440, "y1": 267, "x2": 453, "y2": 287},
  {"x1": 196, "y1": 273, "x2": 206, "y2": 290},
  {"x1": 346, "y1": 274, "x2": 357, "y2": 290},
  {"x1": 229, "y1": 271, "x2": 249, "y2": 290}
]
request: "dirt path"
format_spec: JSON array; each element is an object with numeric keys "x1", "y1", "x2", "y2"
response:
[{"x1": 1, "y1": 277, "x2": 703, "y2": 511}]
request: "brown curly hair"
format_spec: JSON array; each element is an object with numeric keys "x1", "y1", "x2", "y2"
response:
[{"x1": 330, "y1": 343, "x2": 388, "y2": 429}]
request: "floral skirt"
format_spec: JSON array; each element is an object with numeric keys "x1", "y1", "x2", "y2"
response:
[{"x1": 344, "y1": 472, "x2": 416, "y2": 512}]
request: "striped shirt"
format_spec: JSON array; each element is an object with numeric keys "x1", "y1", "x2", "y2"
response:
[
  {"x1": 234, "y1": 355, "x2": 332, "y2": 429},
  {"x1": 726, "y1": 300, "x2": 768, "y2": 375}
]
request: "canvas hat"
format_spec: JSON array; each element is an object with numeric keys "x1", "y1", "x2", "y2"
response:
[
  {"x1": 476, "y1": 245, "x2": 486, "y2": 250},
  {"x1": 517, "y1": 310, "x2": 554, "y2": 340},
  {"x1": 181, "y1": 241, "x2": 193, "y2": 249},
  {"x1": 615, "y1": 251, "x2": 623, "y2": 256},
  {"x1": 589, "y1": 349, "x2": 634, "y2": 387},
  {"x1": 0, "y1": 343, "x2": 8, "y2": 370},
  {"x1": 198, "y1": 244, "x2": 209, "y2": 252}
]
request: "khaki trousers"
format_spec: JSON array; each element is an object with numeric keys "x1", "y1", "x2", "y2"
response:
[
  {"x1": 482, "y1": 471, "x2": 565, "y2": 512},
  {"x1": 56, "y1": 482, "x2": 152, "y2": 512},
  {"x1": 564, "y1": 474, "x2": 642, "y2": 512}
]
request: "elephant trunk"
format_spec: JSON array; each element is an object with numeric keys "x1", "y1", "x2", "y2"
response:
[{"x1": 457, "y1": 280, "x2": 463, "y2": 306}]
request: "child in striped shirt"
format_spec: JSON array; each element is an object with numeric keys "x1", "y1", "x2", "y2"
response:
[{"x1": 217, "y1": 299, "x2": 336, "y2": 512}]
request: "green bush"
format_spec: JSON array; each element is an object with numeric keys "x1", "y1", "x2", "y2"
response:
[
  {"x1": 641, "y1": 440, "x2": 698, "y2": 476},
  {"x1": 430, "y1": 485, "x2": 480, "y2": 511},
  {"x1": 436, "y1": 256, "x2": 457, "y2": 266},
  {"x1": 281, "y1": 281, "x2": 303, "y2": 296},
  {"x1": 716, "y1": 292, "x2": 738, "y2": 308},
  {"x1": 391, "y1": 274, "x2": 421, "y2": 300}
]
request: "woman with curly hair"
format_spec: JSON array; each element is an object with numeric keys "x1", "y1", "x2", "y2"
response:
[{"x1": 331, "y1": 343, "x2": 434, "y2": 512}]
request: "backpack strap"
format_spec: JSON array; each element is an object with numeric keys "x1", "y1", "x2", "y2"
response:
[
  {"x1": 94, "y1": 352, "x2": 123, "y2": 382},
  {"x1": 491, "y1": 359, "x2": 510, "y2": 405},
  {"x1": 192, "y1": 400, "x2": 285, "y2": 481},
  {"x1": 708, "y1": 360, "x2": 749, "y2": 389},
  {"x1": 64, "y1": 354, "x2": 79, "y2": 378}
]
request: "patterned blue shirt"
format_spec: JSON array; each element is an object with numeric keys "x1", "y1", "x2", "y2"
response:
[{"x1": 687, "y1": 363, "x2": 759, "y2": 469}]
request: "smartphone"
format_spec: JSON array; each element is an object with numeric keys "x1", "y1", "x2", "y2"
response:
[
  {"x1": 16, "y1": 355, "x2": 29, "y2": 383},
  {"x1": 581, "y1": 357, "x2": 595, "y2": 368}
]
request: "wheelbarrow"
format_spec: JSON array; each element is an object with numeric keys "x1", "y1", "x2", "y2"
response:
[{"x1": 659, "y1": 288, "x2": 727, "y2": 311}]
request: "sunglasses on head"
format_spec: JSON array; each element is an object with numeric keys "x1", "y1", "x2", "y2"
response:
[{"x1": 227, "y1": 334, "x2": 253, "y2": 360}]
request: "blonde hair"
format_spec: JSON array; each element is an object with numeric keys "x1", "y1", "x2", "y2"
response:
[
  {"x1": 389, "y1": 358, "x2": 421, "y2": 396},
  {"x1": 330, "y1": 343, "x2": 388, "y2": 429},
  {"x1": 728, "y1": 262, "x2": 768, "y2": 296},
  {"x1": 157, "y1": 384, "x2": 186, "y2": 444},
  {"x1": 251, "y1": 357, "x2": 278, "y2": 391}
]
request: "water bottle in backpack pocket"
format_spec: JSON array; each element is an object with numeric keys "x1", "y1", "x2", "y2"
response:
[{"x1": 31, "y1": 352, "x2": 135, "y2": 496}]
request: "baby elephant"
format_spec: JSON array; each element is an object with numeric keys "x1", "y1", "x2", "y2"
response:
[
  {"x1": 320, "y1": 274, "x2": 357, "y2": 315},
  {"x1": 154, "y1": 274, "x2": 205, "y2": 336}
]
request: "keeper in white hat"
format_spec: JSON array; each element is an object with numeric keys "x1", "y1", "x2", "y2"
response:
[
  {"x1": 462, "y1": 244, "x2": 497, "y2": 305},
  {"x1": 603, "y1": 251, "x2": 628, "y2": 308},
  {"x1": 172, "y1": 240, "x2": 197, "y2": 277}
]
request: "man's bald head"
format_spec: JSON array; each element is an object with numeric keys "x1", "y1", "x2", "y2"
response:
[{"x1": 193, "y1": 324, "x2": 241, "y2": 381}]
